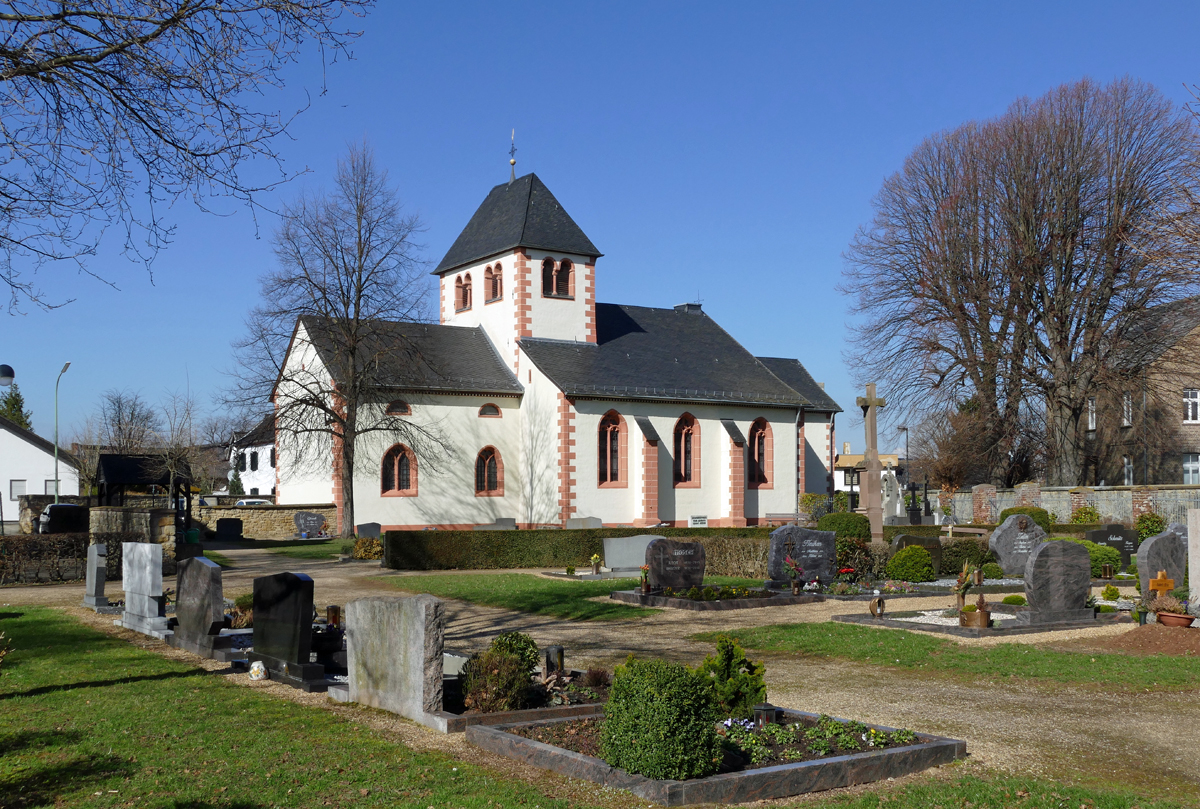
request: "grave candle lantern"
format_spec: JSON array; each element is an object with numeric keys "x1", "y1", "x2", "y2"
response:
[{"x1": 753, "y1": 703, "x2": 777, "y2": 730}]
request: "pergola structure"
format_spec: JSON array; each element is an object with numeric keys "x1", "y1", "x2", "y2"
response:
[{"x1": 96, "y1": 454, "x2": 193, "y2": 536}]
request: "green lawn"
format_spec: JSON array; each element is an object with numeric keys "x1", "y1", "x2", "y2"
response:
[
  {"x1": 386, "y1": 573, "x2": 762, "y2": 621},
  {"x1": 0, "y1": 609, "x2": 1186, "y2": 809},
  {"x1": 266, "y1": 539, "x2": 348, "y2": 560},
  {"x1": 700, "y1": 622, "x2": 1200, "y2": 691},
  {"x1": 201, "y1": 550, "x2": 235, "y2": 568}
]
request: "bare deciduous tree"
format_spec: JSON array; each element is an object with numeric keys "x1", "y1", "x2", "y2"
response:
[
  {"x1": 98, "y1": 389, "x2": 161, "y2": 453},
  {"x1": 228, "y1": 142, "x2": 446, "y2": 536},
  {"x1": 0, "y1": 0, "x2": 373, "y2": 311},
  {"x1": 844, "y1": 77, "x2": 1200, "y2": 486}
]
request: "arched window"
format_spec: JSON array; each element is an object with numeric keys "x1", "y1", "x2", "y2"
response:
[
  {"x1": 457, "y1": 273, "x2": 472, "y2": 310},
  {"x1": 598, "y1": 411, "x2": 626, "y2": 487},
  {"x1": 673, "y1": 414, "x2": 700, "y2": 486},
  {"x1": 386, "y1": 400, "x2": 411, "y2": 416},
  {"x1": 478, "y1": 403, "x2": 501, "y2": 417},
  {"x1": 269, "y1": 448, "x2": 276, "y2": 468},
  {"x1": 748, "y1": 418, "x2": 772, "y2": 488},
  {"x1": 541, "y1": 258, "x2": 556, "y2": 296},
  {"x1": 382, "y1": 444, "x2": 417, "y2": 496},
  {"x1": 475, "y1": 447, "x2": 503, "y2": 496},
  {"x1": 484, "y1": 264, "x2": 502, "y2": 301},
  {"x1": 556, "y1": 259, "x2": 572, "y2": 297},
  {"x1": 250, "y1": 451, "x2": 259, "y2": 472}
]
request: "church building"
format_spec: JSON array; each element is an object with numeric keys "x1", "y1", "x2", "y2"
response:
[{"x1": 275, "y1": 172, "x2": 840, "y2": 529}]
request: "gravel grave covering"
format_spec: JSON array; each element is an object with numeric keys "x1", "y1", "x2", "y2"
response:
[{"x1": 894, "y1": 610, "x2": 1017, "y2": 627}]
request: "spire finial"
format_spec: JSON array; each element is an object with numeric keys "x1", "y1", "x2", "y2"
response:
[{"x1": 508, "y1": 129, "x2": 517, "y2": 184}]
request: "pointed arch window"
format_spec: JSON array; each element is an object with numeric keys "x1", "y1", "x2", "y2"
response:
[
  {"x1": 673, "y1": 414, "x2": 700, "y2": 487},
  {"x1": 598, "y1": 411, "x2": 627, "y2": 487},
  {"x1": 748, "y1": 418, "x2": 773, "y2": 489},
  {"x1": 485, "y1": 264, "x2": 502, "y2": 302},
  {"x1": 456, "y1": 273, "x2": 472, "y2": 311},
  {"x1": 382, "y1": 444, "x2": 417, "y2": 496},
  {"x1": 475, "y1": 447, "x2": 504, "y2": 496}
]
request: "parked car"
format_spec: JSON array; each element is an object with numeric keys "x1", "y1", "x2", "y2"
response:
[
  {"x1": 36, "y1": 504, "x2": 89, "y2": 534},
  {"x1": 234, "y1": 498, "x2": 271, "y2": 506}
]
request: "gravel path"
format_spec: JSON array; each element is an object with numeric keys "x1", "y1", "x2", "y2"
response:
[{"x1": 6, "y1": 547, "x2": 1200, "y2": 805}]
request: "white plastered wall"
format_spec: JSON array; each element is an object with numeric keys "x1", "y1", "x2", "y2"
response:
[
  {"x1": 275, "y1": 322, "x2": 335, "y2": 505},
  {"x1": 1, "y1": 428, "x2": 79, "y2": 502},
  {"x1": 440, "y1": 250, "x2": 521, "y2": 372},
  {"x1": 803, "y1": 411, "x2": 834, "y2": 494}
]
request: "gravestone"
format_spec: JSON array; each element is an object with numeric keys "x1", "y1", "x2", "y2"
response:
[
  {"x1": 294, "y1": 512, "x2": 327, "y2": 536},
  {"x1": 345, "y1": 595, "x2": 445, "y2": 719},
  {"x1": 645, "y1": 538, "x2": 706, "y2": 590},
  {"x1": 989, "y1": 514, "x2": 1047, "y2": 576},
  {"x1": 565, "y1": 516, "x2": 603, "y2": 530},
  {"x1": 1016, "y1": 540, "x2": 1093, "y2": 625},
  {"x1": 765, "y1": 525, "x2": 836, "y2": 588},
  {"x1": 604, "y1": 535, "x2": 661, "y2": 572},
  {"x1": 1137, "y1": 524, "x2": 1187, "y2": 598},
  {"x1": 83, "y1": 544, "x2": 109, "y2": 609},
  {"x1": 247, "y1": 572, "x2": 327, "y2": 691},
  {"x1": 169, "y1": 556, "x2": 234, "y2": 660},
  {"x1": 474, "y1": 518, "x2": 516, "y2": 531},
  {"x1": 881, "y1": 470, "x2": 902, "y2": 524},
  {"x1": 1190, "y1": 510, "x2": 1200, "y2": 615},
  {"x1": 1085, "y1": 524, "x2": 1139, "y2": 570},
  {"x1": 116, "y1": 542, "x2": 173, "y2": 639},
  {"x1": 890, "y1": 534, "x2": 943, "y2": 576},
  {"x1": 356, "y1": 522, "x2": 382, "y2": 539},
  {"x1": 215, "y1": 518, "x2": 243, "y2": 541}
]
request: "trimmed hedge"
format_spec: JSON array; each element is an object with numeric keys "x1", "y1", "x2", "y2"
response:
[
  {"x1": 940, "y1": 537, "x2": 996, "y2": 575},
  {"x1": 885, "y1": 545, "x2": 936, "y2": 582},
  {"x1": 816, "y1": 512, "x2": 870, "y2": 540},
  {"x1": 998, "y1": 506, "x2": 1052, "y2": 533},
  {"x1": 383, "y1": 527, "x2": 770, "y2": 572},
  {"x1": 0, "y1": 532, "x2": 147, "y2": 585},
  {"x1": 1050, "y1": 537, "x2": 1121, "y2": 579}
]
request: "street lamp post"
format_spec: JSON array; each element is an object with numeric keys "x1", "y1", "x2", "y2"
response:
[{"x1": 54, "y1": 362, "x2": 70, "y2": 503}]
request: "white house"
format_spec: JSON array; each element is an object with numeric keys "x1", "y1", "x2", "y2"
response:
[
  {"x1": 231, "y1": 414, "x2": 276, "y2": 497},
  {"x1": 274, "y1": 172, "x2": 841, "y2": 530},
  {"x1": 1, "y1": 414, "x2": 80, "y2": 514}
]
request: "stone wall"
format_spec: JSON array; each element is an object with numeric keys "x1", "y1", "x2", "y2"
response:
[
  {"x1": 948, "y1": 483, "x2": 1200, "y2": 525},
  {"x1": 192, "y1": 503, "x2": 337, "y2": 539},
  {"x1": 17, "y1": 494, "x2": 90, "y2": 534}
]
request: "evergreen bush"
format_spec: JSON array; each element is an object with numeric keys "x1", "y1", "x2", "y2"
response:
[
  {"x1": 980, "y1": 562, "x2": 1004, "y2": 580},
  {"x1": 461, "y1": 649, "x2": 530, "y2": 713},
  {"x1": 1050, "y1": 537, "x2": 1120, "y2": 579},
  {"x1": 1001, "y1": 594, "x2": 1026, "y2": 606},
  {"x1": 600, "y1": 658, "x2": 722, "y2": 781},
  {"x1": 939, "y1": 537, "x2": 995, "y2": 575},
  {"x1": 491, "y1": 631, "x2": 539, "y2": 673},
  {"x1": 1135, "y1": 513, "x2": 1168, "y2": 541},
  {"x1": 885, "y1": 545, "x2": 935, "y2": 582},
  {"x1": 835, "y1": 536, "x2": 870, "y2": 576},
  {"x1": 998, "y1": 506, "x2": 1052, "y2": 533},
  {"x1": 695, "y1": 636, "x2": 765, "y2": 720},
  {"x1": 816, "y1": 512, "x2": 870, "y2": 540},
  {"x1": 1070, "y1": 505, "x2": 1101, "y2": 524}
]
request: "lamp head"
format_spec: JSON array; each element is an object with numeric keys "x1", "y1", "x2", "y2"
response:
[
  {"x1": 60, "y1": 361, "x2": 71, "y2": 375},
  {"x1": 0, "y1": 364, "x2": 13, "y2": 387}
]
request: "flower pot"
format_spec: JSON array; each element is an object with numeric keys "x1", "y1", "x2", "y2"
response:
[
  {"x1": 591, "y1": 562, "x2": 601, "y2": 575},
  {"x1": 1156, "y1": 611, "x2": 1195, "y2": 628},
  {"x1": 640, "y1": 580, "x2": 651, "y2": 595},
  {"x1": 790, "y1": 580, "x2": 801, "y2": 596},
  {"x1": 956, "y1": 593, "x2": 966, "y2": 612},
  {"x1": 959, "y1": 609, "x2": 990, "y2": 629},
  {"x1": 1136, "y1": 609, "x2": 1148, "y2": 626},
  {"x1": 1101, "y1": 564, "x2": 1114, "y2": 580}
]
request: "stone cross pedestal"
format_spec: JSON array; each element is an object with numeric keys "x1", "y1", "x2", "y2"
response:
[{"x1": 855, "y1": 383, "x2": 886, "y2": 543}]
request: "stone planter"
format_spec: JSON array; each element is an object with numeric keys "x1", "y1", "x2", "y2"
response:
[
  {"x1": 959, "y1": 609, "x2": 990, "y2": 629},
  {"x1": 1156, "y1": 611, "x2": 1195, "y2": 628}
]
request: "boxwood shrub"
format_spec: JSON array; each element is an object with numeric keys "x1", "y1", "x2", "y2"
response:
[
  {"x1": 600, "y1": 658, "x2": 722, "y2": 780},
  {"x1": 980, "y1": 562, "x2": 1004, "y2": 580},
  {"x1": 998, "y1": 506, "x2": 1052, "y2": 533},
  {"x1": 885, "y1": 545, "x2": 936, "y2": 582},
  {"x1": 1050, "y1": 537, "x2": 1120, "y2": 579},
  {"x1": 816, "y1": 512, "x2": 870, "y2": 540},
  {"x1": 939, "y1": 537, "x2": 996, "y2": 575},
  {"x1": 1001, "y1": 594, "x2": 1027, "y2": 606}
]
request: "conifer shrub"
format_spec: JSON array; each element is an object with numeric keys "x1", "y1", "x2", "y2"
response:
[
  {"x1": 600, "y1": 658, "x2": 722, "y2": 781},
  {"x1": 939, "y1": 537, "x2": 995, "y2": 575},
  {"x1": 695, "y1": 635, "x2": 765, "y2": 720},
  {"x1": 885, "y1": 545, "x2": 935, "y2": 582},
  {"x1": 491, "y1": 631, "x2": 539, "y2": 673},
  {"x1": 816, "y1": 512, "x2": 870, "y2": 540}
]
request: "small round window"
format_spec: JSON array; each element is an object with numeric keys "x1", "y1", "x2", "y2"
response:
[
  {"x1": 386, "y1": 400, "x2": 411, "y2": 416},
  {"x1": 478, "y1": 403, "x2": 501, "y2": 417}
]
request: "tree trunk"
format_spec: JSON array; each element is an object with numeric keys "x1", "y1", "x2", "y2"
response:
[{"x1": 339, "y1": 409, "x2": 357, "y2": 538}]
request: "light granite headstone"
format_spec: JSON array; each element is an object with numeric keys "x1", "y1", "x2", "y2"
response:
[
  {"x1": 565, "y1": 516, "x2": 603, "y2": 530},
  {"x1": 989, "y1": 514, "x2": 1047, "y2": 576},
  {"x1": 881, "y1": 470, "x2": 902, "y2": 524},
  {"x1": 646, "y1": 538, "x2": 705, "y2": 590},
  {"x1": 1016, "y1": 540, "x2": 1093, "y2": 625},
  {"x1": 766, "y1": 525, "x2": 836, "y2": 587},
  {"x1": 346, "y1": 595, "x2": 445, "y2": 718},
  {"x1": 890, "y1": 534, "x2": 943, "y2": 576},
  {"x1": 247, "y1": 572, "x2": 327, "y2": 691},
  {"x1": 1137, "y1": 524, "x2": 1187, "y2": 598},
  {"x1": 169, "y1": 556, "x2": 233, "y2": 660},
  {"x1": 117, "y1": 542, "x2": 172, "y2": 639},
  {"x1": 1084, "y1": 524, "x2": 1139, "y2": 570},
  {"x1": 83, "y1": 544, "x2": 109, "y2": 608},
  {"x1": 604, "y1": 535, "x2": 661, "y2": 572},
  {"x1": 1189, "y1": 510, "x2": 1200, "y2": 616}
]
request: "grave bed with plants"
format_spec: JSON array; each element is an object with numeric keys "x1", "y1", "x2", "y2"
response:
[
  {"x1": 834, "y1": 607, "x2": 1132, "y2": 639},
  {"x1": 610, "y1": 583, "x2": 824, "y2": 610}
]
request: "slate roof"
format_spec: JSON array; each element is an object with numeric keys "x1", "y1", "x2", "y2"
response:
[
  {"x1": 434, "y1": 173, "x2": 601, "y2": 274},
  {"x1": 1115, "y1": 296, "x2": 1200, "y2": 369},
  {"x1": 519, "y1": 304, "x2": 814, "y2": 407},
  {"x1": 756, "y1": 357, "x2": 843, "y2": 413},
  {"x1": 298, "y1": 316, "x2": 523, "y2": 396},
  {"x1": 0, "y1": 414, "x2": 79, "y2": 467},
  {"x1": 96, "y1": 454, "x2": 179, "y2": 487},
  {"x1": 234, "y1": 413, "x2": 274, "y2": 449}
]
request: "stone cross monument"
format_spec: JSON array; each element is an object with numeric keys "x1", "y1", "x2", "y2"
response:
[{"x1": 856, "y1": 383, "x2": 886, "y2": 543}]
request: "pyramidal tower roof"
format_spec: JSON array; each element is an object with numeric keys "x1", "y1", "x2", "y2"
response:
[{"x1": 433, "y1": 173, "x2": 601, "y2": 274}]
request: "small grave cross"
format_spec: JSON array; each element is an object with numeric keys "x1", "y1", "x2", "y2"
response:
[{"x1": 1148, "y1": 570, "x2": 1175, "y2": 599}]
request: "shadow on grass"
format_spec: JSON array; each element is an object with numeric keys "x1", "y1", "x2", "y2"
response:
[
  {"x1": 0, "y1": 669, "x2": 205, "y2": 701},
  {"x1": 170, "y1": 803, "x2": 265, "y2": 809},
  {"x1": 0, "y1": 728, "x2": 82, "y2": 756},
  {"x1": 0, "y1": 754, "x2": 134, "y2": 809},
  {"x1": 0, "y1": 612, "x2": 24, "y2": 620}
]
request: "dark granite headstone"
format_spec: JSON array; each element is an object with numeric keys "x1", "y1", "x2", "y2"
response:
[
  {"x1": 890, "y1": 535, "x2": 943, "y2": 576},
  {"x1": 247, "y1": 572, "x2": 327, "y2": 691},
  {"x1": 294, "y1": 512, "x2": 327, "y2": 535},
  {"x1": 1085, "y1": 524, "x2": 1139, "y2": 570},
  {"x1": 646, "y1": 538, "x2": 706, "y2": 590},
  {"x1": 169, "y1": 556, "x2": 234, "y2": 660},
  {"x1": 1015, "y1": 540, "x2": 1093, "y2": 625},
  {"x1": 989, "y1": 515, "x2": 1047, "y2": 576},
  {"x1": 766, "y1": 526, "x2": 836, "y2": 587},
  {"x1": 1136, "y1": 525, "x2": 1187, "y2": 597},
  {"x1": 356, "y1": 522, "x2": 382, "y2": 539},
  {"x1": 215, "y1": 518, "x2": 243, "y2": 540}
]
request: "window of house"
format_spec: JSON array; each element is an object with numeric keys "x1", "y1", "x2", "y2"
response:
[
  {"x1": 382, "y1": 444, "x2": 416, "y2": 495},
  {"x1": 10, "y1": 479, "x2": 26, "y2": 501},
  {"x1": 478, "y1": 403, "x2": 501, "y2": 417},
  {"x1": 1185, "y1": 454, "x2": 1200, "y2": 485},
  {"x1": 475, "y1": 447, "x2": 502, "y2": 495},
  {"x1": 270, "y1": 447, "x2": 276, "y2": 468},
  {"x1": 556, "y1": 259, "x2": 572, "y2": 297},
  {"x1": 1122, "y1": 392, "x2": 1133, "y2": 428},
  {"x1": 386, "y1": 400, "x2": 411, "y2": 416},
  {"x1": 237, "y1": 452, "x2": 247, "y2": 472},
  {"x1": 541, "y1": 258, "x2": 555, "y2": 296},
  {"x1": 484, "y1": 264, "x2": 502, "y2": 302},
  {"x1": 250, "y1": 451, "x2": 259, "y2": 472},
  {"x1": 541, "y1": 257, "x2": 573, "y2": 298},
  {"x1": 1123, "y1": 456, "x2": 1134, "y2": 486},
  {"x1": 673, "y1": 414, "x2": 699, "y2": 485},
  {"x1": 455, "y1": 274, "x2": 472, "y2": 311},
  {"x1": 598, "y1": 412, "x2": 623, "y2": 485},
  {"x1": 844, "y1": 470, "x2": 859, "y2": 487},
  {"x1": 250, "y1": 487, "x2": 259, "y2": 496},
  {"x1": 748, "y1": 419, "x2": 772, "y2": 488},
  {"x1": 1087, "y1": 397, "x2": 1096, "y2": 431},
  {"x1": 1186, "y1": 389, "x2": 1200, "y2": 423},
  {"x1": 44, "y1": 480, "x2": 57, "y2": 496}
]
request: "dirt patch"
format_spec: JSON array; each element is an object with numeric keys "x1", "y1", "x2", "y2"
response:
[{"x1": 1082, "y1": 623, "x2": 1200, "y2": 657}]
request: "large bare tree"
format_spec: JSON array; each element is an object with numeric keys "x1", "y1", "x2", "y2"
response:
[
  {"x1": 844, "y1": 77, "x2": 1200, "y2": 486},
  {"x1": 0, "y1": 0, "x2": 373, "y2": 311},
  {"x1": 229, "y1": 142, "x2": 444, "y2": 536}
]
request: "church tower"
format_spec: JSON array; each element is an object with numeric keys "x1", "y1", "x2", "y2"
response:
[{"x1": 432, "y1": 173, "x2": 602, "y2": 373}]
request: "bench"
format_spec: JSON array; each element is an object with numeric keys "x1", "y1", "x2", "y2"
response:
[
  {"x1": 764, "y1": 513, "x2": 802, "y2": 526},
  {"x1": 941, "y1": 525, "x2": 989, "y2": 539}
]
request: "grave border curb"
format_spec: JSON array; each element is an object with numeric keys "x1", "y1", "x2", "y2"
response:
[{"x1": 608, "y1": 590, "x2": 825, "y2": 611}]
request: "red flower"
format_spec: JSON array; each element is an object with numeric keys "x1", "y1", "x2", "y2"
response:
[{"x1": 839, "y1": 567, "x2": 855, "y2": 574}]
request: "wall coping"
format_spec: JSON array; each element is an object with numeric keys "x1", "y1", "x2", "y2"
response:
[{"x1": 195, "y1": 503, "x2": 335, "y2": 511}]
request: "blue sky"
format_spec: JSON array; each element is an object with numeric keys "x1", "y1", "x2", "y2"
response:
[{"x1": 4, "y1": 2, "x2": 1200, "y2": 453}]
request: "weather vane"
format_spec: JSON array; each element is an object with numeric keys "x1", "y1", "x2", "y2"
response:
[{"x1": 509, "y1": 129, "x2": 517, "y2": 183}]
